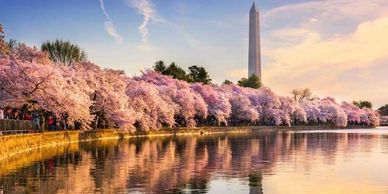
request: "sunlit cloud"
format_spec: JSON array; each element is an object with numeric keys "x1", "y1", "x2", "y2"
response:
[
  {"x1": 262, "y1": 0, "x2": 388, "y2": 107},
  {"x1": 128, "y1": 0, "x2": 161, "y2": 44},
  {"x1": 104, "y1": 21, "x2": 123, "y2": 44},
  {"x1": 99, "y1": 0, "x2": 123, "y2": 44},
  {"x1": 127, "y1": 1, "x2": 215, "y2": 55}
]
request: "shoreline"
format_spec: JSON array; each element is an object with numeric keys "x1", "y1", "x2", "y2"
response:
[{"x1": 0, "y1": 125, "x2": 374, "y2": 162}]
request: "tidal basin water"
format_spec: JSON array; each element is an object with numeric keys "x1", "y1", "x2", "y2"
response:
[{"x1": 1, "y1": 128, "x2": 388, "y2": 194}]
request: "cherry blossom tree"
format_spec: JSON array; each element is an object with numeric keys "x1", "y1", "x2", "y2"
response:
[
  {"x1": 365, "y1": 108, "x2": 380, "y2": 127},
  {"x1": 69, "y1": 62, "x2": 135, "y2": 130},
  {"x1": 301, "y1": 100, "x2": 321, "y2": 124},
  {"x1": 0, "y1": 48, "x2": 93, "y2": 129},
  {"x1": 220, "y1": 84, "x2": 258, "y2": 124},
  {"x1": 0, "y1": 44, "x2": 381, "y2": 131},
  {"x1": 191, "y1": 83, "x2": 231, "y2": 126},
  {"x1": 136, "y1": 71, "x2": 208, "y2": 127},
  {"x1": 317, "y1": 97, "x2": 348, "y2": 127},
  {"x1": 252, "y1": 87, "x2": 282, "y2": 125},
  {"x1": 126, "y1": 80, "x2": 175, "y2": 131},
  {"x1": 341, "y1": 102, "x2": 361, "y2": 124}
]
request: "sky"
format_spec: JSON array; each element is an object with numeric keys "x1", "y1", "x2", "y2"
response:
[{"x1": 0, "y1": 0, "x2": 387, "y2": 108}]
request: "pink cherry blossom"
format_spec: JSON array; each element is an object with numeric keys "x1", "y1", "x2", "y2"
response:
[{"x1": 0, "y1": 44, "x2": 381, "y2": 131}]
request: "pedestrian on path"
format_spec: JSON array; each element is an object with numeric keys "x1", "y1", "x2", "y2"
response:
[
  {"x1": 0, "y1": 107, "x2": 4, "y2": 120},
  {"x1": 32, "y1": 111, "x2": 41, "y2": 131}
]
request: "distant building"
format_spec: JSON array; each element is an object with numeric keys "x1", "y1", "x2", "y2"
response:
[{"x1": 248, "y1": 2, "x2": 262, "y2": 82}]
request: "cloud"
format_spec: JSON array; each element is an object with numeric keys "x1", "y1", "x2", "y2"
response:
[
  {"x1": 128, "y1": 0, "x2": 161, "y2": 44},
  {"x1": 104, "y1": 21, "x2": 123, "y2": 44},
  {"x1": 267, "y1": 17, "x2": 388, "y2": 73},
  {"x1": 264, "y1": 0, "x2": 388, "y2": 22},
  {"x1": 99, "y1": 0, "x2": 123, "y2": 44},
  {"x1": 308, "y1": 18, "x2": 318, "y2": 23},
  {"x1": 99, "y1": 0, "x2": 113, "y2": 21},
  {"x1": 262, "y1": 0, "x2": 388, "y2": 107},
  {"x1": 126, "y1": 0, "x2": 212, "y2": 52}
]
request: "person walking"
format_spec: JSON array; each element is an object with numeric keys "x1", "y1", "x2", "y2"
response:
[
  {"x1": 48, "y1": 115, "x2": 54, "y2": 131},
  {"x1": 40, "y1": 112, "x2": 45, "y2": 131},
  {"x1": 0, "y1": 107, "x2": 3, "y2": 136},
  {"x1": 0, "y1": 107, "x2": 4, "y2": 120},
  {"x1": 32, "y1": 111, "x2": 41, "y2": 131},
  {"x1": 5, "y1": 108, "x2": 11, "y2": 119}
]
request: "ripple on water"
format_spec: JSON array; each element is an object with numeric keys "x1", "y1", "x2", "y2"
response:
[{"x1": 1, "y1": 128, "x2": 388, "y2": 193}]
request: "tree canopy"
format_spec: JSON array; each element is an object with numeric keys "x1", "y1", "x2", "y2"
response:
[
  {"x1": 164, "y1": 62, "x2": 189, "y2": 81},
  {"x1": 153, "y1": 60, "x2": 167, "y2": 73},
  {"x1": 353, "y1": 100, "x2": 373, "y2": 109},
  {"x1": 188, "y1": 65, "x2": 212, "y2": 84},
  {"x1": 0, "y1": 44, "x2": 381, "y2": 131},
  {"x1": 153, "y1": 61, "x2": 211, "y2": 84},
  {"x1": 223, "y1": 80, "x2": 233, "y2": 85},
  {"x1": 378, "y1": 104, "x2": 388, "y2": 116},
  {"x1": 291, "y1": 88, "x2": 313, "y2": 102},
  {"x1": 41, "y1": 40, "x2": 87, "y2": 65},
  {"x1": 0, "y1": 24, "x2": 9, "y2": 55},
  {"x1": 237, "y1": 74, "x2": 262, "y2": 89}
]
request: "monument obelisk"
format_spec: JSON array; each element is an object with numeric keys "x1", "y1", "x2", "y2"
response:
[{"x1": 248, "y1": 2, "x2": 262, "y2": 82}]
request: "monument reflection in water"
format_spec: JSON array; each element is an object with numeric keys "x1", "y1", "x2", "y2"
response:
[{"x1": 1, "y1": 129, "x2": 388, "y2": 194}]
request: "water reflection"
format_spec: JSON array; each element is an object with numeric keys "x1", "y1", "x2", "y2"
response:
[{"x1": 1, "y1": 129, "x2": 388, "y2": 194}]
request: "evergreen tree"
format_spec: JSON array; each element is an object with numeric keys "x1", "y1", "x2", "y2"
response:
[
  {"x1": 223, "y1": 80, "x2": 233, "y2": 85},
  {"x1": 237, "y1": 78, "x2": 248, "y2": 87},
  {"x1": 378, "y1": 104, "x2": 388, "y2": 116},
  {"x1": 153, "y1": 60, "x2": 167, "y2": 73},
  {"x1": 353, "y1": 100, "x2": 373, "y2": 109},
  {"x1": 41, "y1": 40, "x2": 87, "y2": 65},
  {"x1": 188, "y1": 65, "x2": 211, "y2": 84},
  {"x1": 238, "y1": 74, "x2": 262, "y2": 89},
  {"x1": 164, "y1": 62, "x2": 190, "y2": 81}
]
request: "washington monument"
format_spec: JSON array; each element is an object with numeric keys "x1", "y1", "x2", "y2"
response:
[{"x1": 248, "y1": 2, "x2": 262, "y2": 82}]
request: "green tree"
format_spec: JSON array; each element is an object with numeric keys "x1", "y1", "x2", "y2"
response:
[
  {"x1": 223, "y1": 80, "x2": 233, "y2": 85},
  {"x1": 7, "y1": 39, "x2": 21, "y2": 51},
  {"x1": 41, "y1": 40, "x2": 87, "y2": 65},
  {"x1": 353, "y1": 100, "x2": 373, "y2": 109},
  {"x1": 0, "y1": 24, "x2": 9, "y2": 55},
  {"x1": 238, "y1": 74, "x2": 262, "y2": 89},
  {"x1": 153, "y1": 61, "x2": 212, "y2": 84},
  {"x1": 188, "y1": 65, "x2": 211, "y2": 84},
  {"x1": 164, "y1": 62, "x2": 190, "y2": 81},
  {"x1": 378, "y1": 104, "x2": 388, "y2": 116},
  {"x1": 248, "y1": 172, "x2": 263, "y2": 194},
  {"x1": 153, "y1": 60, "x2": 167, "y2": 73},
  {"x1": 237, "y1": 78, "x2": 248, "y2": 87}
]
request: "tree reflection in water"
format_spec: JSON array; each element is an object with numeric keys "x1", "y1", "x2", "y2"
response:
[
  {"x1": 0, "y1": 130, "x2": 387, "y2": 194},
  {"x1": 249, "y1": 171, "x2": 263, "y2": 194}
]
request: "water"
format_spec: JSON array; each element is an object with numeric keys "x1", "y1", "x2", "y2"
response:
[{"x1": 1, "y1": 127, "x2": 388, "y2": 194}]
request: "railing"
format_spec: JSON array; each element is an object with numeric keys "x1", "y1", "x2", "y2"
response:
[{"x1": 0, "y1": 119, "x2": 35, "y2": 135}]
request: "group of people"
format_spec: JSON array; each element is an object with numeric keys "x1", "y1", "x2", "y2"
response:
[{"x1": 0, "y1": 107, "x2": 65, "y2": 131}]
